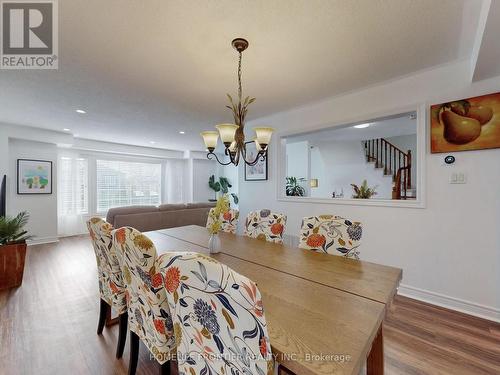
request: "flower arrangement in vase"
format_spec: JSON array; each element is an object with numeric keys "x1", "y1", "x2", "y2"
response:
[{"x1": 207, "y1": 194, "x2": 231, "y2": 253}]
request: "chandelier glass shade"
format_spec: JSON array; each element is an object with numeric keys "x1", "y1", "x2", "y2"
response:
[{"x1": 200, "y1": 38, "x2": 273, "y2": 166}]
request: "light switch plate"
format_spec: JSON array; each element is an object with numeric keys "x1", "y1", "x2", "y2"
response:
[{"x1": 450, "y1": 172, "x2": 466, "y2": 184}]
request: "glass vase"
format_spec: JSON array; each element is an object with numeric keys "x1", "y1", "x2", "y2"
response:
[{"x1": 208, "y1": 233, "x2": 221, "y2": 254}]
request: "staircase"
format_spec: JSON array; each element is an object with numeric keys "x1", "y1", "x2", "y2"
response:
[{"x1": 362, "y1": 138, "x2": 414, "y2": 200}]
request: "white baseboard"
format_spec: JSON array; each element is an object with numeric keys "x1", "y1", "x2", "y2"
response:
[
  {"x1": 58, "y1": 232, "x2": 89, "y2": 238},
  {"x1": 27, "y1": 236, "x2": 59, "y2": 246},
  {"x1": 398, "y1": 284, "x2": 500, "y2": 323}
]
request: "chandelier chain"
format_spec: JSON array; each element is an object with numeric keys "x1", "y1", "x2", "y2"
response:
[{"x1": 238, "y1": 51, "x2": 242, "y2": 101}]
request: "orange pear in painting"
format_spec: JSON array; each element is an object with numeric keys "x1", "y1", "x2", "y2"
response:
[{"x1": 431, "y1": 92, "x2": 500, "y2": 153}]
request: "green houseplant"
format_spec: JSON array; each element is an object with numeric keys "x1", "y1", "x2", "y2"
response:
[
  {"x1": 0, "y1": 211, "x2": 32, "y2": 289},
  {"x1": 351, "y1": 180, "x2": 378, "y2": 199},
  {"x1": 208, "y1": 175, "x2": 239, "y2": 204},
  {"x1": 285, "y1": 177, "x2": 306, "y2": 197}
]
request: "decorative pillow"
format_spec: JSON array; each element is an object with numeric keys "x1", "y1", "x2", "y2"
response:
[
  {"x1": 112, "y1": 227, "x2": 176, "y2": 364},
  {"x1": 206, "y1": 208, "x2": 239, "y2": 234},
  {"x1": 87, "y1": 218, "x2": 127, "y2": 314},
  {"x1": 298, "y1": 215, "x2": 362, "y2": 259},
  {"x1": 159, "y1": 252, "x2": 273, "y2": 375},
  {"x1": 244, "y1": 210, "x2": 287, "y2": 244}
]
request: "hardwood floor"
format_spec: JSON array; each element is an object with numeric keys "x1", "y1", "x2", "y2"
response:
[{"x1": 1, "y1": 235, "x2": 499, "y2": 375}]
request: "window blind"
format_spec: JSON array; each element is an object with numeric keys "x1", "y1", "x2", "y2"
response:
[
  {"x1": 96, "y1": 159, "x2": 161, "y2": 212},
  {"x1": 58, "y1": 156, "x2": 88, "y2": 215}
]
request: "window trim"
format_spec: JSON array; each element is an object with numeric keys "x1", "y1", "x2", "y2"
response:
[{"x1": 276, "y1": 104, "x2": 426, "y2": 209}]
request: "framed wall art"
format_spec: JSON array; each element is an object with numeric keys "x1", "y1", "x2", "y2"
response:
[
  {"x1": 17, "y1": 159, "x2": 53, "y2": 194},
  {"x1": 244, "y1": 143, "x2": 268, "y2": 181},
  {"x1": 431, "y1": 91, "x2": 500, "y2": 153}
]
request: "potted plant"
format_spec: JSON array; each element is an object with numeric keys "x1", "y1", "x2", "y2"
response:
[
  {"x1": 351, "y1": 180, "x2": 378, "y2": 199},
  {"x1": 208, "y1": 175, "x2": 239, "y2": 204},
  {"x1": 0, "y1": 211, "x2": 32, "y2": 290},
  {"x1": 285, "y1": 177, "x2": 306, "y2": 196}
]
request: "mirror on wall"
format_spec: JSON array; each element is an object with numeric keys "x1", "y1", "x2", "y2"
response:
[{"x1": 283, "y1": 111, "x2": 418, "y2": 201}]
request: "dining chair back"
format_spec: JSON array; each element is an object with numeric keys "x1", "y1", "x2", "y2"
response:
[
  {"x1": 244, "y1": 209, "x2": 287, "y2": 244},
  {"x1": 160, "y1": 252, "x2": 273, "y2": 375},
  {"x1": 206, "y1": 207, "x2": 239, "y2": 234},
  {"x1": 112, "y1": 227, "x2": 176, "y2": 373},
  {"x1": 298, "y1": 215, "x2": 362, "y2": 259},
  {"x1": 86, "y1": 217, "x2": 128, "y2": 358}
]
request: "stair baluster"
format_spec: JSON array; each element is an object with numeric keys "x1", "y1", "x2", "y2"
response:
[
  {"x1": 388, "y1": 145, "x2": 391, "y2": 176},
  {"x1": 384, "y1": 140, "x2": 388, "y2": 175},
  {"x1": 362, "y1": 138, "x2": 412, "y2": 200},
  {"x1": 406, "y1": 150, "x2": 412, "y2": 189}
]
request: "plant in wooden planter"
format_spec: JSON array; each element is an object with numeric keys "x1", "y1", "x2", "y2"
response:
[{"x1": 0, "y1": 211, "x2": 32, "y2": 290}]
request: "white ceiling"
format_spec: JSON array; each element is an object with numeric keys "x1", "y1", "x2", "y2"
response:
[
  {"x1": 286, "y1": 112, "x2": 416, "y2": 143},
  {"x1": 0, "y1": 0, "x2": 489, "y2": 151}
]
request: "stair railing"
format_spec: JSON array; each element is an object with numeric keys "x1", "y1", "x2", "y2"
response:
[{"x1": 363, "y1": 138, "x2": 412, "y2": 199}]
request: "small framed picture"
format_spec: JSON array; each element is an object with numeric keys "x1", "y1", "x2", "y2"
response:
[
  {"x1": 17, "y1": 159, "x2": 53, "y2": 194},
  {"x1": 244, "y1": 143, "x2": 268, "y2": 181}
]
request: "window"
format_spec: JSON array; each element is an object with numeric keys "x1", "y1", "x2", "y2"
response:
[
  {"x1": 96, "y1": 159, "x2": 161, "y2": 212},
  {"x1": 58, "y1": 157, "x2": 88, "y2": 215}
]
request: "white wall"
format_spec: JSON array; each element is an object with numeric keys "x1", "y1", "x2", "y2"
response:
[
  {"x1": 310, "y1": 140, "x2": 393, "y2": 199},
  {"x1": 285, "y1": 141, "x2": 310, "y2": 196},
  {"x1": 238, "y1": 60, "x2": 500, "y2": 322},
  {"x1": 286, "y1": 141, "x2": 309, "y2": 179},
  {"x1": 193, "y1": 159, "x2": 217, "y2": 202},
  {"x1": 8, "y1": 139, "x2": 58, "y2": 243}
]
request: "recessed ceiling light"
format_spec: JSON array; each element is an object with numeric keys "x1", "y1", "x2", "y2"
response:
[
  {"x1": 150, "y1": 141, "x2": 156, "y2": 144},
  {"x1": 354, "y1": 123, "x2": 370, "y2": 129},
  {"x1": 63, "y1": 128, "x2": 71, "y2": 131},
  {"x1": 179, "y1": 131, "x2": 185, "y2": 134},
  {"x1": 75, "y1": 109, "x2": 86, "y2": 114}
]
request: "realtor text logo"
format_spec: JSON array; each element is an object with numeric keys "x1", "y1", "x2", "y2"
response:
[{"x1": 1, "y1": 0, "x2": 58, "y2": 69}]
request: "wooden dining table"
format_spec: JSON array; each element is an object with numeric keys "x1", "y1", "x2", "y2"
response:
[{"x1": 145, "y1": 225, "x2": 402, "y2": 375}]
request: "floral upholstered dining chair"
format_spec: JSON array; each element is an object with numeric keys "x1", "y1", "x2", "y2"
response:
[
  {"x1": 159, "y1": 252, "x2": 274, "y2": 375},
  {"x1": 112, "y1": 227, "x2": 176, "y2": 375},
  {"x1": 86, "y1": 217, "x2": 128, "y2": 358},
  {"x1": 298, "y1": 215, "x2": 362, "y2": 259},
  {"x1": 206, "y1": 207, "x2": 239, "y2": 234},
  {"x1": 244, "y1": 209, "x2": 287, "y2": 244}
]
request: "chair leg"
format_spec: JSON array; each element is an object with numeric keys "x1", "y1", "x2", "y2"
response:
[
  {"x1": 160, "y1": 361, "x2": 171, "y2": 375},
  {"x1": 116, "y1": 312, "x2": 128, "y2": 358},
  {"x1": 97, "y1": 299, "x2": 109, "y2": 335},
  {"x1": 278, "y1": 364, "x2": 295, "y2": 374},
  {"x1": 128, "y1": 331, "x2": 139, "y2": 375}
]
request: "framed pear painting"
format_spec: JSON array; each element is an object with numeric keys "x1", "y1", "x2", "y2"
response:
[{"x1": 431, "y1": 92, "x2": 500, "y2": 153}]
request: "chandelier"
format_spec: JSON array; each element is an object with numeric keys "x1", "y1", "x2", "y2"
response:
[{"x1": 200, "y1": 38, "x2": 274, "y2": 166}]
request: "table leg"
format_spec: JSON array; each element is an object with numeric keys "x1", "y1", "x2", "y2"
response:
[{"x1": 367, "y1": 324, "x2": 384, "y2": 375}]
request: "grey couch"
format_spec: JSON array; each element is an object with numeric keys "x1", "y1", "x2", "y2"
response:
[{"x1": 105, "y1": 202, "x2": 215, "y2": 232}]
